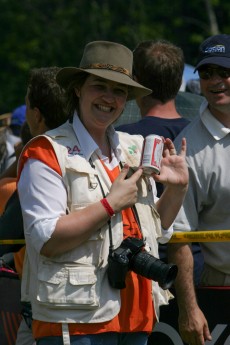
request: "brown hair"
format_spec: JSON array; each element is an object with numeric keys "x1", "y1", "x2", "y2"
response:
[
  {"x1": 64, "y1": 72, "x2": 89, "y2": 116},
  {"x1": 27, "y1": 67, "x2": 69, "y2": 129},
  {"x1": 133, "y1": 39, "x2": 184, "y2": 103}
]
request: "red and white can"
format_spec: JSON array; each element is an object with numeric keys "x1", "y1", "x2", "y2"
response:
[{"x1": 140, "y1": 135, "x2": 164, "y2": 175}]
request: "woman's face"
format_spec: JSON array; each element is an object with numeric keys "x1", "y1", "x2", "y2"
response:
[{"x1": 75, "y1": 75, "x2": 128, "y2": 131}]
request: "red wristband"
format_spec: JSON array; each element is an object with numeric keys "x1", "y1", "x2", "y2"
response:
[{"x1": 100, "y1": 198, "x2": 115, "y2": 217}]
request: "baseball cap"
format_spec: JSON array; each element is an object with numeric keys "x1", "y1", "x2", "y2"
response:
[
  {"x1": 194, "y1": 34, "x2": 230, "y2": 71},
  {"x1": 10, "y1": 105, "x2": 26, "y2": 127}
]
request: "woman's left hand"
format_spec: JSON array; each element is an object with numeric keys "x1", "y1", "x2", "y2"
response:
[{"x1": 153, "y1": 137, "x2": 188, "y2": 188}]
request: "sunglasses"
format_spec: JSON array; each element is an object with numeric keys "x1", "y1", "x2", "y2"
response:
[{"x1": 198, "y1": 67, "x2": 230, "y2": 80}]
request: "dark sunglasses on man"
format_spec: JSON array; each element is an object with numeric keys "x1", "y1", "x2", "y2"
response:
[{"x1": 198, "y1": 66, "x2": 230, "y2": 80}]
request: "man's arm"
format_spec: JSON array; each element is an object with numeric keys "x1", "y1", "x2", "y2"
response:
[{"x1": 167, "y1": 242, "x2": 211, "y2": 345}]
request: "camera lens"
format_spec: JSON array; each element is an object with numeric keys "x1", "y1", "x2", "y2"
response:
[{"x1": 130, "y1": 251, "x2": 178, "y2": 290}]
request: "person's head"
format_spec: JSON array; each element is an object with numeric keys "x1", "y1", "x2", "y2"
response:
[
  {"x1": 26, "y1": 67, "x2": 69, "y2": 137},
  {"x1": 132, "y1": 39, "x2": 184, "y2": 103},
  {"x1": 195, "y1": 34, "x2": 230, "y2": 114},
  {"x1": 56, "y1": 41, "x2": 151, "y2": 127},
  {"x1": 10, "y1": 105, "x2": 26, "y2": 137}
]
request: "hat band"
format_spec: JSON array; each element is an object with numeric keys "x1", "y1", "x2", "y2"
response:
[{"x1": 81, "y1": 63, "x2": 132, "y2": 77}]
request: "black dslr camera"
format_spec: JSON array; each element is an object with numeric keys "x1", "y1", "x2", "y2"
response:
[{"x1": 108, "y1": 237, "x2": 178, "y2": 290}]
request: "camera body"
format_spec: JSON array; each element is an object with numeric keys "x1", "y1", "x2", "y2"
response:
[{"x1": 108, "y1": 237, "x2": 177, "y2": 290}]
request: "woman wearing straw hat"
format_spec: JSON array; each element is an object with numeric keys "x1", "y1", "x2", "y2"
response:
[{"x1": 17, "y1": 41, "x2": 188, "y2": 345}]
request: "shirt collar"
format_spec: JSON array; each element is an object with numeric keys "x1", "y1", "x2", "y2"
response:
[
  {"x1": 200, "y1": 99, "x2": 230, "y2": 140},
  {"x1": 72, "y1": 112, "x2": 122, "y2": 161}
]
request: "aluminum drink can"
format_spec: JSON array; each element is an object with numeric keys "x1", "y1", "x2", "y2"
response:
[{"x1": 140, "y1": 134, "x2": 164, "y2": 175}]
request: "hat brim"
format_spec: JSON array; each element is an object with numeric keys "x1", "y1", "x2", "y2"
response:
[
  {"x1": 56, "y1": 67, "x2": 152, "y2": 100},
  {"x1": 194, "y1": 56, "x2": 230, "y2": 72}
]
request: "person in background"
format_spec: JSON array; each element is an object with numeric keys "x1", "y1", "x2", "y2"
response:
[
  {"x1": 185, "y1": 78, "x2": 202, "y2": 95},
  {"x1": 0, "y1": 118, "x2": 31, "y2": 180},
  {"x1": 116, "y1": 39, "x2": 189, "y2": 196},
  {"x1": 0, "y1": 66, "x2": 69, "y2": 345},
  {"x1": 167, "y1": 33, "x2": 230, "y2": 345},
  {"x1": 17, "y1": 40, "x2": 188, "y2": 345},
  {"x1": 0, "y1": 176, "x2": 17, "y2": 214},
  {"x1": 0, "y1": 105, "x2": 26, "y2": 212},
  {"x1": 9, "y1": 105, "x2": 27, "y2": 136},
  {"x1": 5, "y1": 104, "x2": 26, "y2": 169},
  {"x1": 0, "y1": 121, "x2": 32, "y2": 216},
  {"x1": 116, "y1": 39, "x2": 204, "y2": 285}
]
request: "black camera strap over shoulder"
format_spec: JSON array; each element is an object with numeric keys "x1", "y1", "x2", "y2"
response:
[
  {"x1": 119, "y1": 162, "x2": 143, "y2": 239},
  {"x1": 89, "y1": 158, "x2": 114, "y2": 251}
]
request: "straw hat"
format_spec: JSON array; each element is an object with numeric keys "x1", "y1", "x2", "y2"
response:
[{"x1": 56, "y1": 41, "x2": 152, "y2": 100}]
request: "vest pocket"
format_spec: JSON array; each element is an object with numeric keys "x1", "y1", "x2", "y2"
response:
[{"x1": 37, "y1": 263, "x2": 99, "y2": 309}]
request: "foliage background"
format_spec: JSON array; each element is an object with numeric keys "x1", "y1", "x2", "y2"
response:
[{"x1": 0, "y1": 0, "x2": 229, "y2": 112}]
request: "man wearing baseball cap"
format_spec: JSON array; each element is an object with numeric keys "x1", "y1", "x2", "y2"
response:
[
  {"x1": 194, "y1": 34, "x2": 230, "y2": 70},
  {"x1": 168, "y1": 34, "x2": 230, "y2": 345}
]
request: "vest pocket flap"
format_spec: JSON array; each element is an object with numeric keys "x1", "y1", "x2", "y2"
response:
[
  {"x1": 69, "y1": 267, "x2": 97, "y2": 285},
  {"x1": 38, "y1": 266, "x2": 66, "y2": 284},
  {"x1": 37, "y1": 264, "x2": 99, "y2": 309}
]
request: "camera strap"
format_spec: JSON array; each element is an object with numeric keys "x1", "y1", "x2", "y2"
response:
[
  {"x1": 119, "y1": 162, "x2": 143, "y2": 238},
  {"x1": 89, "y1": 158, "x2": 114, "y2": 252}
]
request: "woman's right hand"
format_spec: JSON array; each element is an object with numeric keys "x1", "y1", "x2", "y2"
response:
[{"x1": 106, "y1": 164, "x2": 143, "y2": 213}]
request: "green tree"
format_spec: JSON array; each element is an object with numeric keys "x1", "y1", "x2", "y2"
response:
[{"x1": 0, "y1": 0, "x2": 229, "y2": 112}]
